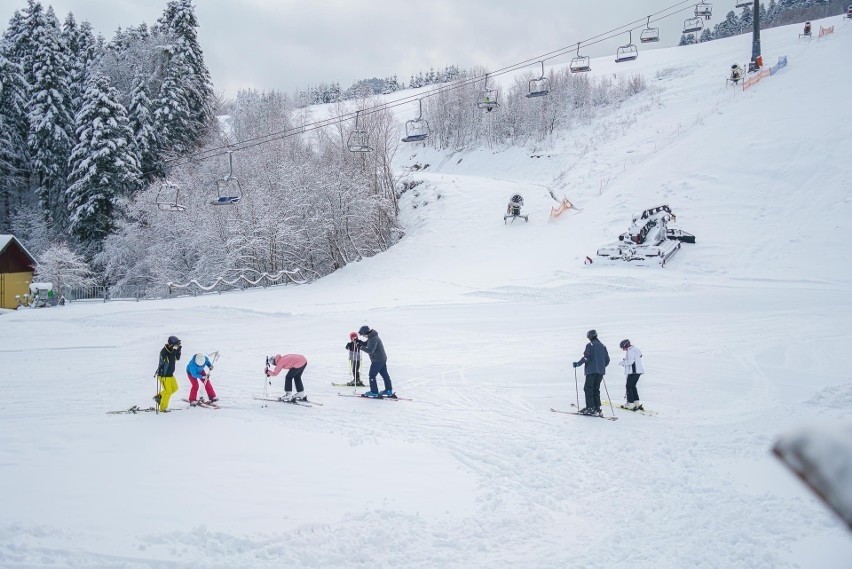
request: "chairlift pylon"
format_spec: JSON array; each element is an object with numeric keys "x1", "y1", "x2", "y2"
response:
[
  {"x1": 695, "y1": 1, "x2": 713, "y2": 19},
  {"x1": 155, "y1": 180, "x2": 186, "y2": 212},
  {"x1": 526, "y1": 61, "x2": 550, "y2": 98},
  {"x1": 347, "y1": 110, "x2": 374, "y2": 153},
  {"x1": 683, "y1": 17, "x2": 704, "y2": 34},
  {"x1": 569, "y1": 43, "x2": 591, "y2": 74},
  {"x1": 401, "y1": 99, "x2": 429, "y2": 143},
  {"x1": 615, "y1": 30, "x2": 639, "y2": 63},
  {"x1": 640, "y1": 16, "x2": 660, "y2": 43},
  {"x1": 476, "y1": 73, "x2": 499, "y2": 112},
  {"x1": 211, "y1": 150, "x2": 242, "y2": 206}
]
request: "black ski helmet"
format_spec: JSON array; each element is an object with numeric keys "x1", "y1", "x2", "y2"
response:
[
  {"x1": 358, "y1": 325, "x2": 370, "y2": 336},
  {"x1": 586, "y1": 329, "x2": 597, "y2": 340},
  {"x1": 619, "y1": 339, "x2": 631, "y2": 349},
  {"x1": 168, "y1": 335, "x2": 180, "y2": 346}
]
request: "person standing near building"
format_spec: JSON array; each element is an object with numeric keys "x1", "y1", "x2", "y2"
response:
[
  {"x1": 266, "y1": 354, "x2": 309, "y2": 402},
  {"x1": 619, "y1": 339, "x2": 644, "y2": 410},
  {"x1": 572, "y1": 330, "x2": 610, "y2": 416},
  {"x1": 154, "y1": 336, "x2": 182, "y2": 412},
  {"x1": 358, "y1": 325, "x2": 395, "y2": 398}
]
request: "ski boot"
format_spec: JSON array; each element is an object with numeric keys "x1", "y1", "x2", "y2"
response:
[
  {"x1": 380, "y1": 389, "x2": 397, "y2": 399},
  {"x1": 278, "y1": 392, "x2": 292, "y2": 402},
  {"x1": 362, "y1": 391, "x2": 380, "y2": 398},
  {"x1": 292, "y1": 391, "x2": 307, "y2": 402}
]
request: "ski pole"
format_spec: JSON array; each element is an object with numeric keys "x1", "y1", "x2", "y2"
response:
[
  {"x1": 602, "y1": 376, "x2": 616, "y2": 418},
  {"x1": 573, "y1": 367, "x2": 580, "y2": 411}
]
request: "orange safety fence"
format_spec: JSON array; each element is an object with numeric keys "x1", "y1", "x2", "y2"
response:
[
  {"x1": 818, "y1": 25, "x2": 834, "y2": 38},
  {"x1": 550, "y1": 197, "x2": 576, "y2": 220},
  {"x1": 742, "y1": 68, "x2": 771, "y2": 91}
]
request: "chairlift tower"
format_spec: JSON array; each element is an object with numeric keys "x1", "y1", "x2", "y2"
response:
[{"x1": 750, "y1": 0, "x2": 762, "y2": 69}]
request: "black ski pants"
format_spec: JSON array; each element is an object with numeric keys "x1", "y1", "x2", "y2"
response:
[
  {"x1": 584, "y1": 373, "x2": 603, "y2": 410},
  {"x1": 285, "y1": 365, "x2": 306, "y2": 392},
  {"x1": 626, "y1": 373, "x2": 641, "y2": 403},
  {"x1": 350, "y1": 358, "x2": 361, "y2": 381}
]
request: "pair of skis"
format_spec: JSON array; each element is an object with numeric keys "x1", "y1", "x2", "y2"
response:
[
  {"x1": 253, "y1": 395, "x2": 323, "y2": 408},
  {"x1": 181, "y1": 398, "x2": 221, "y2": 409},
  {"x1": 107, "y1": 405, "x2": 184, "y2": 415},
  {"x1": 550, "y1": 407, "x2": 618, "y2": 421}
]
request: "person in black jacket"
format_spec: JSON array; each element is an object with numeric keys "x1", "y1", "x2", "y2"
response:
[
  {"x1": 573, "y1": 329, "x2": 610, "y2": 416},
  {"x1": 154, "y1": 335, "x2": 182, "y2": 412}
]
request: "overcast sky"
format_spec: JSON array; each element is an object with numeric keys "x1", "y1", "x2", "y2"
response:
[{"x1": 0, "y1": 0, "x2": 706, "y2": 97}]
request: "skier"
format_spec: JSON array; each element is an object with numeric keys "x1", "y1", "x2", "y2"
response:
[
  {"x1": 507, "y1": 194, "x2": 523, "y2": 217},
  {"x1": 186, "y1": 353, "x2": 218, "y2": 406},
  {"x1": 266, "y1": 354, "x2": 308, "y2": 401},
  {"x1": 572, "y1": 329, "x2": 610, "y2": 415},
  {"x1": 803, "y1": 21, "x2": 812, "y2": 36},
  {"x1": 345, "y1": 331, "x2": 365, "y2": 387},
  {"x1": 357, "y1": 325, "x2": 395, "y2": 398},
  {"x1": 729, "y1": 64, "x2": 744, "y2": 84},
  {"x1": 618, "y1": 339, "x2": 644, "y2": 410},
  {"x1": 154, "y1": 336, "x2": 182, "y2": 412}
]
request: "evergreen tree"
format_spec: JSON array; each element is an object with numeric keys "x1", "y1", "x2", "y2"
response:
[
  {"x1": 153, "y1": 52, "x2": 192, "y2": 154},
  {"x1": 66, "y1": 73, "x2": 141, "y2": 251},
  {"x1": 0, "y1": 52, "x2": 29, "y2": 232},
  {"x1": 63, "y1": 14, "x2": 99, "y2": 114},
  {"x1": 679, "y1": 33, "x2": 697, "y2": 46},
  {"x1": 27, "y1": 5, "x2": 74, "y2": 227},
  {"x1": 699, "y1": 29, "x2": 714, "y2": 42},
  {"x1": 156, "y1": 0, "x2": 214, "y2": 143},
  {"x1": 128, "y1": 72, "x2": 159, "y2": 180}
]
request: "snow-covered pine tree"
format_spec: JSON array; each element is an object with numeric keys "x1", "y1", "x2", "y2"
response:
[
  {"x1": 153, "y1": 52, "x2": 192, "y2": 154},
  {"x1": 27, "y1": 5, "x2": 75, "y2": 228},
  {"x1": 62, "y1": 14, "x2": 100, "y2": 115},
  {"x1": 155, "y1": 0, "x2": 214, "y2": 144},
  {"x1": 66, "y1": 72, "x2": 141, "y2": 252},
  {"x1": 0, "y1": 51, "x2": 29, "y2": 232},
  {"x1": 128, "y1": 72, "x2": 159, "y2": 180}
]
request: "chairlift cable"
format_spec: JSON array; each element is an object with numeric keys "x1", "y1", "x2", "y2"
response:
[{"x1": 156, "y1": 0, "x2": 698, "y2": 173}]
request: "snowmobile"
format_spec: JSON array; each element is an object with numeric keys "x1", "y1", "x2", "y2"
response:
[
  {"x1": 595, "y1": 205, "x2": 695, "y2": 267},
  {"x1": 504, "y1": 193, "x2": 529, "y2": 224}
]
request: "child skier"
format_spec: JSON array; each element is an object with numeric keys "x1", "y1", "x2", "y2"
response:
[
  {"x1": 266, "y1": 354, "x2": 309, "y2": 401},
  {"x1": 186, "y1": 353, "x2": 218, "y2": 406},
  {"x1": 154, "y1": 336, "x2": 182, "y2": 412},
  {"x1": 345, "y1": 332, "x2": 365, "y2": 386},
  {"x1": 618, "y1": 339, "x2": 644, "y2": 410}
]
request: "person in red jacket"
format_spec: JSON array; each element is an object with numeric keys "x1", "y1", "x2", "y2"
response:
[{"x1": 266, "y1": 354, "x2": 308, "y2": 401}]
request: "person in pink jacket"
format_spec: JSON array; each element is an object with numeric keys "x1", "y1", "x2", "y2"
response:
[{"x1": 266, "y1": 354, "x2": 308, "y2": 401}]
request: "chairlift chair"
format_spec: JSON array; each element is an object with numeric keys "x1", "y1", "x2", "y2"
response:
[
  {"x1": 402, "y1": 99, "x2": 429, "y2": 143},
  {"x1": 735, "y1": 1, "x2": 751, "y2": 8},
  {"x1": 477, "y1": 74, "x2": 499, "y2": 112},
  {"x1": 347, "y1": 110, "x2": 373, "y2": 153},
  {"x1": 640, "y1": 17, "x2": 660, "y2": 43},
  {"x1": 683, "y1": 17, "x2": 704, "y2": 34},
  {"x1": 155, "y1": 180, "x2": 186, "y2": 212},
  {"x1": 695, "y1": 1, "x2": 713, "y2": 19},
  {"x1": 615, "y1": 31, "x2": 639, "y2": 63},
  {"x1": 211, "y1": 151, "x2": 242, "y2": 206},
  {"x1": 526, "y1": 61, "x2": 550, "y2": 98},
  {"x1": 569, "y1": 43, "x2": 591, "y2": 73}
]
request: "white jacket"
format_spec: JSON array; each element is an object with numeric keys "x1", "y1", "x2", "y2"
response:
[{"x1": 620, "y1": 346, "x2": 644, "y2": 375}]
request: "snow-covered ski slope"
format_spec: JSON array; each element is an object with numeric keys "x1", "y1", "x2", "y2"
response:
[{"x1": 2, "y1": 17, "x2": 851, "y2": 569}]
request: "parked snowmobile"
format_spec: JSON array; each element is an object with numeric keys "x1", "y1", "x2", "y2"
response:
[
  {"x1": 504, "y1": 193, "x2": 529, "y2": 224},
  {"x1": 595, "y1": 205, "x2": 695, "y2": 267}
]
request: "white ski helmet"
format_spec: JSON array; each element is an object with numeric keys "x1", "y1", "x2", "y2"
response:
[{"x1": 194, "y1": 353, "x2": 207, "y2": 366}]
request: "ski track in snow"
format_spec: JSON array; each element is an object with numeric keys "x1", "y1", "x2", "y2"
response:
[{"x1": 2, "y1": 17, "x2": 852, "y2": 569}]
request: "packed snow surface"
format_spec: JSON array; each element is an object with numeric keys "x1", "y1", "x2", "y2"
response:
[{"x1": 2, "y1": 17, "x2": 851, "y2": 569}]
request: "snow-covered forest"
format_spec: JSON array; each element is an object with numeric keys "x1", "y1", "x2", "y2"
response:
[{"x1": 0, "y1": 0, "x2": 649, "y2": 297}]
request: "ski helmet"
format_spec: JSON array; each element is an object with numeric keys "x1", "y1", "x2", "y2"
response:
[
  {"x1": 619, "y1": 339, "x2": 631, "y2": 349},
  {"x1": 194, "y1": 353, "x2": 206, "y2": 366},
  {"x1": 358, "y1": 325, "x2": 370, "y2": 336},
  {"x1": 586, "y1": 329, "x2": 598, "y2": 340},
  {"x1": 731, "y1": 64, "x2": 737, "y2": 69},
  {"x1": 349, "y1": 331, "x2": 358, "y2": 340},
  {"x1": 168, "y1": 335, "x2": 180, "y2": 346}
]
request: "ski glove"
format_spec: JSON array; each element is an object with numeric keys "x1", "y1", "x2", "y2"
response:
[{"x1": 572, "y1": 362, "x2": 581, "y2": 368}]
